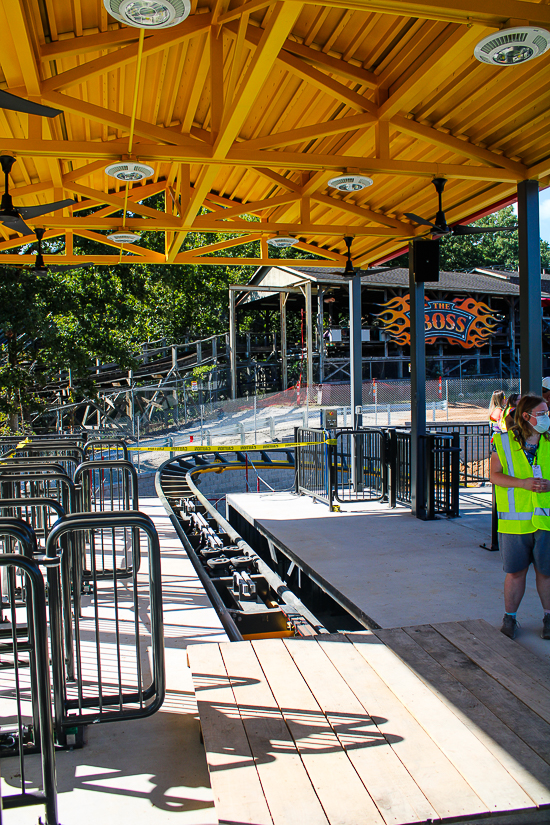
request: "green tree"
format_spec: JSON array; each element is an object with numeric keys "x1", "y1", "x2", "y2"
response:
[{"x1": 389, "y1": 206, "x2": 550, "y2": 271}]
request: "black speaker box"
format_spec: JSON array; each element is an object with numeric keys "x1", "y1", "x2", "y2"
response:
[{"x1": 411, "y1": 239, "x2": 440, "y2": 282}]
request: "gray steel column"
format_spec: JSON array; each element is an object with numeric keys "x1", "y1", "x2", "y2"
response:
[
  {"x1": 517, "y1": 179, "x2": 542, "y2": 394},
  {"x1": 229, "y1": 290, "x2": 237, "y2": 399},
  {"x1": 409, "y1": 242, "x2": 426, "y2": 518},
  {"x1": 317, "y1": 286, "x2": 325, "y2": 383},
  {"x1": 280, "y1": 292, "x2": 288, "y2": 390},
  {"x1": 305, "y1": 281, "x2": 314, "y2": 388},
  {"x1": 349, "y1": 273, "x2": 363, "y2": 428}
]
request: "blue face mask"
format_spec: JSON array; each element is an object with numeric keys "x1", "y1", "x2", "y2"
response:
[{"x1": 532, "y1": 413, "x2": 550, "y2": 434}]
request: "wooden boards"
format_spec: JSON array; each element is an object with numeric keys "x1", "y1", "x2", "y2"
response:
[{"x1": 188, "y1": 621, "x2": 550, "y2": 825}]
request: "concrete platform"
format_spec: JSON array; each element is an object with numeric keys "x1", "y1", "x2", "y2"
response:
[
  {"x1": 226, "y1": 488, "x2": 550, "y2": 662},
  {"x1": 3, "y1": 497, "x2": 226, "y2": 825}
]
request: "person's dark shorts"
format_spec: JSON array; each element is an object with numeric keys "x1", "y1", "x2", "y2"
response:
[{"x1": 499, "y1": 530, "x2": 550, "y2": 575}]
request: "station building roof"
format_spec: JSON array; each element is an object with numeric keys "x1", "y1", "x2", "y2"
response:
[{"x1": 0, "y1": 0, "x2": 549, "y2": 271}]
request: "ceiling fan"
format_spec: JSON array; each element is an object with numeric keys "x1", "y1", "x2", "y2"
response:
[
  {"x1": 0, "y1": 155, "x2": 76, "y2": 236},
  {"x1": 26, "y1": 227, "x2": 93, "y2": 274},
  {"x1": 0, "y1": 89, "x2": 62, "y2": 118},
  {"x1": 337, "y1": 236, "x2": 400, "y2": 277},
  {"x1": 405, "y1": 178, "x2": 518, "y2": 237}
]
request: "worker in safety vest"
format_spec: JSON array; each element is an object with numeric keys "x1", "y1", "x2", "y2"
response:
[
  {"x1": 500, "y1": 392, "x2": 519, "y2": 433},
  {"x1": 542, "y1": 377, "x2": 550, "y2": 410},
  {"x1": 490, "y1": 394, "x2": 550, "y2": 640}
]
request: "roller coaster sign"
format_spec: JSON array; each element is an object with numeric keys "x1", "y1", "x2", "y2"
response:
[{"x1": 374, "y1": 296, "x2": 498, "y2": 349}]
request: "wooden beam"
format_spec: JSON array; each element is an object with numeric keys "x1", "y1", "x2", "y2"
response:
[
  {"x1": 391, "y1": 115, "x2": 527, "y2": 176},
  {"x1": 40, "y1": 15, "x2": 212, "y2": 93},
  {"x1": 311, "y1": 192, "x2": 411, "y2": 230},
  {"x1": 40, "y1": 28, "x2": 141, "y2": 60},
  {"x1": 281, "y1": 40, "x2": 377, "y2": 89},
  {"x1": 239, "y1": 112, "x2": 377, "y2": 151},
  {"x1": 232, "y1": 22, "x2": 377, "y2": 115},
  {"x1": 298, "y1": 0, "x2": 550, "y2": 28},
  {"x1": 40, "y1": 91, "x2": 209, "y2": 150},
  {"x1": 72, "y1": 228, "x2": 166, "y2": 259},
  {"x1": 194, "y1": 192, "x2": 300, "y2": 223},
  {"x1": 176, "y1": 233, "x2": 263, "y2": 257},
  {"x1": 6, "y1": 137, "x2": 527, "y2": 180}
]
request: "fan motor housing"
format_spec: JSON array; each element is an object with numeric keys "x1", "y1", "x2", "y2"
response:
[
  {"x1": 328, "y1": 175, "x2": 373, "y2": 192},
  {"x1": 105, "y1": 162, "x2": 154, "y2": 181},
  {"x1": 103, "y1": 0, "x2": 190, "y2": 28},
  {"x1": 474, "y1": 26, "x2": 550, "y2": 64}
]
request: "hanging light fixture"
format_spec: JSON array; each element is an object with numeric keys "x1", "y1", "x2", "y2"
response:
[
  {"x1": 107, "y1": 231, "x2": 141, "y2": 244},
  {"x1": 104, "y1": 162, "x2": 154, "y2": 181},
  {"x1": 103, "y1": 0, "x2": 190, "y2": 29},
  {"x1": 328, "y1": 175, "x2": 373, "y2": 192},
  {"x1": 474, "y1": 26, "x2": 550, "y2": 65},
  {"x1": 267, "y1": 236, "x2": 299, "y2": 248}
]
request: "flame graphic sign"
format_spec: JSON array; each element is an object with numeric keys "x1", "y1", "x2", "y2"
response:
[{"x1": 375, "y1": 296, "x2": 498, "y2": 349}]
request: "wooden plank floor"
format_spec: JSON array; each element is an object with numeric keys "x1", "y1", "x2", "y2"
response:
[{"x1": 188, "y1": 620, "x2": 550, "y2": 825}]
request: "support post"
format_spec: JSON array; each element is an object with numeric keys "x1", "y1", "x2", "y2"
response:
[
  {"x1": 280, "y1": 292, "x2": 288, "y2": 391},
  {"x1": 229, "y1": 290, "x2": 237, "y2": 400},
  {"x1": 409, "y1": 241, "x2": 427, "y2": 518},
  {"x1": 317, "y1": 286, "x2": 325, "y2": 384},
  {"x1": 349, "y1": 274, "x2": 363, "y2": 429},
  {"x1": 517, "y1": 179, "x2": 542, "y2": 394},
  {"x1": 305, "y1": 281, "x2": 313, "y2": 389}
]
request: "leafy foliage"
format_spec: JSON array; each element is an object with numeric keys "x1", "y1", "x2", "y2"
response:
[{"x1": 390, "y1": 206, "x2": 550, "y2": 271}]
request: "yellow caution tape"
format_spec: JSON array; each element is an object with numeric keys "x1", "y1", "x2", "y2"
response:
[
  {"x1": 127, "y1": 439, "x2": 330, "y2": 453},
  {"x1": 0, "y1": 437, "x2": 31, "y2": 462}
]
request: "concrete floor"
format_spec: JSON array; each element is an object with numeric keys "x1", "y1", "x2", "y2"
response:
[
  {"x1": 227, "y1": 487, "x2": 550, "y2": 662},
  {"x1": 3, "y1": 497, "x2": 227, "y2": 825}
]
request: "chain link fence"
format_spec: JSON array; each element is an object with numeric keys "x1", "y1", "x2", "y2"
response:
[{"x1": 73, "y1": 377, "x2": 518, "y2": 473}]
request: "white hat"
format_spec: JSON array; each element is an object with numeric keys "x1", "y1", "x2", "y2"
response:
[{"x1": 543, "y1": 377, "x2": 550, "y2": 390}]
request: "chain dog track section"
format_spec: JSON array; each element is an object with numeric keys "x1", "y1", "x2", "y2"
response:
[{"x1": 155, "y1": 450, "x2": 326, "y2": 641}]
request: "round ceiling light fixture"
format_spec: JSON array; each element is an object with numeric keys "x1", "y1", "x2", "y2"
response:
[
  {"x1": 267, "y1": 236, "x2": 299, "y2": 248},
  {"x1": 104, "y1": 161, "x2": 154, "y2": 181},
  {"x1": 328, "y1": 175, "x2": 373, "y2": 192},
  {"x1": 107, "y1": 231, "x2": 141, "y2": 244},
  {"x1": 474, "y1": 26, "x2": 550, "y2": 65},
  {"x1": 103, "y1": 0, "x2": 190, "y2": 28}
]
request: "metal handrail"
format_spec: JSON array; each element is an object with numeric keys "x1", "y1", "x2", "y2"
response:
[
  {"x1": 74, "y1": 459, "x2": 138, "y2": 511},
  {"x1": 0, "y1": 552, "x2": 59, "y2": 825},
  {"x1": 45, "y1": 511, "x2": 165, "y2": 731},
  {"x1": 84, "y1": 439, "x2": 129, "y2": 461}
]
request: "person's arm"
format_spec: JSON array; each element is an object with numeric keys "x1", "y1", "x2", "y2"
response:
[{"x1": 490, "y1": 451, "x2": 549, "y2": 492}]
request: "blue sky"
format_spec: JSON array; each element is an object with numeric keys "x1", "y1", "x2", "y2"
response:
[{"x1": 540, "y1": 189, "x2": 550, "y2": 244}]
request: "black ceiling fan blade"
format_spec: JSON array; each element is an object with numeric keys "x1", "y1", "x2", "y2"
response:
[
  {"x1": 404, "y1": 213, "x2": 441, "y2": 230},
  {"x1": 0, "y1": 89, "x2": 62, "y2": 118},
  {"x1": 0, "y1": 215, "x2": 34, "y2": 235},
  {"x1": 47, "y1": 262, "x2": 94, "y2": 273},
  {"x1": 19, "y1": 199, "x2": 76, "y2": 219},
  {"x1": 452, "y1": 224, "x2": 519, "y2": 236}
]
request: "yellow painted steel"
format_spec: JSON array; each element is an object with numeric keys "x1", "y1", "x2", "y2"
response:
[{"x1": 0, "y1": 0, "x2": 547, "y2": 263}]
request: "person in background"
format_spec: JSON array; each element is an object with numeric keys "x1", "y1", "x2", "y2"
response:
[
  {"x1": 490, "y1": 394, "x2": 550, "y2": 640},
  {"x1": 542, "y1": 377, "x2": 550, "y2": 409},
  {"x1": 501, "y1": 393, "x2": 519, "y2": 433},
  {"x1": 489, "y1": 390, "x2": 506, "y2": 434}
]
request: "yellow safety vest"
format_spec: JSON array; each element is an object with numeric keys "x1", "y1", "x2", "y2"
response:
[{"x1": 493, "y1": 431, "x2": 550, "y2": 534}]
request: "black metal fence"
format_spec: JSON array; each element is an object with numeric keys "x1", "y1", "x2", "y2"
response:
[
  {"x1": 427, "y1": 422, "x2": 491, "y2": 485},
  {"x1": 295, "y1": 427, "x2": 332, "y2": 506},
  {"x1": 295, "y1": 426, "x2": 461, "y2": 518},
  {"x1": 333, "y1": 429, "x2": 386, "y2": 503}
]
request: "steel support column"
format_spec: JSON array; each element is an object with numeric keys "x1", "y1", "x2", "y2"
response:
[
  {"x1": 229, "y1": 290, "x2": 237, "y2": 399},
  {"x1": 349, "y1": 273, "x2": 363, "y2": 428},
  {"x1": 517, "y1": 179, "x2": 542, "y2": 394},
  {"x1": 305, "y1": 281, "x2": 314, "y2": 389},
  {"x1": 280, "y1": 292, "x2": 288, "y2": 391},
  {"x1": 317, "y1": 286, "x2": 325, "y2": 383},
  {"x1": 409, "y1": 242, "x2": 426, "y2": 518}
]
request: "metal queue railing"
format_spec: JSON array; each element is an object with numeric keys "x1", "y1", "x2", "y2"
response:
[
  {"x1": 295, "y1": 427, "x2": 333, "y2": 507},
  {"x1": 45, "y1": 512, "x2": 164, "y2": 735},
  {"x1": 0, "y1": 438, "x2": 165, "y2": 800},
  {"x1": 0, "y1": 519, "x2": 59, "y2": 825},
  {"x1": 426, "y1": 422, "x2": 491, "y2": 485},
  {"x1": 295, "y1": 426, "x2": 461, "y2": 518}
]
